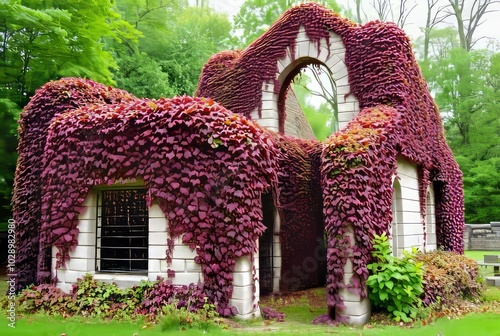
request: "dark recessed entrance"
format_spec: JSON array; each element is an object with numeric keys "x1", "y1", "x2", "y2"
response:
[{"x1": 259, "y1": 193, "x2": 275, "y2": 295}]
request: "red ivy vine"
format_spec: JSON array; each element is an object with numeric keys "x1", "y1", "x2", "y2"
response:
[
  {"x1": 13, "y1": 78, "x2": 135, "y2": 289},
  {"x1": 38, "y1": 94, "x2": 280, "y2": 316}
]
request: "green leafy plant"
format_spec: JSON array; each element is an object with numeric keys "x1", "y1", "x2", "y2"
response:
[
  {"x1": 159, "y1": 299, "x2": 222, "y2": 332},
  {"x1": 366, "y1": 233, "x2": 424, "y2": 322}
]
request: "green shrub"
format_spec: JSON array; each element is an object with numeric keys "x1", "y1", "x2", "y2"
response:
[
  {"x1": 415, "y1": 250, "x2": 485, "y2": 307},
  {"x1": 12, "y1": 274, "x2": 221, "y2": 324},
  {"x1": 159, "y1": 298, "x2": 222, "y2": 332},
  {"x1": 366, "y1": 233, "x2": 424, "y2": 322}
]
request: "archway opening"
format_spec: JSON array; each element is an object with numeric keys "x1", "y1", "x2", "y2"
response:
[
  {"x1": 425, "y1": 186, "x2": 437, "y2": 251},
  {"x1": 279, "y1": 58, "x2": 338, "y2": 140},
  {"x1": 391, "y1": 179, "x2": 403, "y2": 256},
  {"x1": 259, "y1": 193, "x2": 277, "y2": 296}
]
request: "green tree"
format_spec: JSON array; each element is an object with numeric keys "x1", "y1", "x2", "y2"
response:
[
  {"x1": 0, "y1": 0, "x2": 138, "y2": 228},
  {"x1": 0, "y1": 99, "x2": 20, "y2": 229},
  {"x1": 0, "y1": 0, "x2": 138, "y2": 106},
  {"x1": 233, "y1": 0, "x2": 342, "y2": 47},
  {"x1": 113, "y1": 53, "x2": 176, "y2": 98},
  {"x1": 292, "y1": 72, "x2": 336, "y2": 141},
  {"x1": 418, "y1": 26, "x2": 500, "y2": 223},
  {"x1": 458, "y1": 156, "x2": 500, "y2": 223},
  {"x1": 112, "y1": 0, "x2": 232, "y2": 97}
]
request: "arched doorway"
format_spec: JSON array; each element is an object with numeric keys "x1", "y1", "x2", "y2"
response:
[
  {"x1": 426, "y1": 185, "x2": 437, "y2": 251},
  {"x1": 259, "y1": 193, "x2": 279, "y2": 295},
  {"x1": 391, "y1": 179, "x2": 403, "y2": 256},
  {"x1": 280, "y1": 59, "x2": 339, "y2": 141}
]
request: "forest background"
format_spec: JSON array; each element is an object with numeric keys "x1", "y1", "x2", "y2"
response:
[{"x1": 0, "y1": 0, "x2": 498, "y2": 231}]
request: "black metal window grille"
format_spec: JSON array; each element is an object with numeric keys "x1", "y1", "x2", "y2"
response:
[{"x1": 96, "y1": 189, "x2": 148, "y2": 273}]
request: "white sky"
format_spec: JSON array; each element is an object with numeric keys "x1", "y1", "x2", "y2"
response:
[{"x1": 195, "y1": 0, "x2": 500, "y2": 49}]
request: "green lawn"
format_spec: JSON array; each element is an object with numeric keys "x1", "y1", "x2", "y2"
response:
[
  {"x1": 1, "y1": 308, "x2": 500, "y2": 336},
  {"x1": 465, "y1": 250, "x2": 500, "y2": 276},
  {"x1": 464, "y1": 250, "x2": 500, "y2": 261}
]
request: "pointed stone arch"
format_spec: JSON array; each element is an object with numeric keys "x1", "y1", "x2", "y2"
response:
[{"x1": 250, "y1": 26, "x2": 360, "y2": 138}]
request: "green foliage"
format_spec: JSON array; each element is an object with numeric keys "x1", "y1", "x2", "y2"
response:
[
  {"x1": 159, "y1": 300, "x2": 222, "y2": 333},
  {"x1": 418, "y1": 27, "x2": 500, "y2": 224},
  {"x1": 415, "y1": 250, "x2": 485, "y2": 307},
  {"x1": 0, "y1": 0, "x2": 138, "y2": 224},
  {"x1": 112, "y1": 1, "x2": 232, "y2": 97},
  {"x1": 459, "y1": 157, "x2": 500, "y2": 223},
  {"x1": 113, "y1": 52, "x2": 176, "y2": 98},
  {"x1": 366, "y1": 233, "x2": 424, "y2": 322},
  {"x1": 292, "y1": 73, "x2": 337, "y2": 141},
  {"x1": 73, "y1": 274, "x2": 142, "y2": 319},
  {"x1": 16, "y1": 274, "x2": 152, "y2": 319},
  {"x1": 0, "y1": 0, "x2": 138, "y2": 105},
  {"x1": 13, "y1": 273, "x2": 225, "y2": 323},
  {"x1": 0, "y1": 99, "x2": 20, "y2": 227}
]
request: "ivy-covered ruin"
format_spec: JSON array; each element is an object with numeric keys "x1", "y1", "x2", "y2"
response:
[{"x1": 13, "y1": 3, "x2": 464, "y2": 322}]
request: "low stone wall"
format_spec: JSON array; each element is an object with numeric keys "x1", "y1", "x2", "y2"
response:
[{"x1": 464, "y1": 222, "x2": 500, "y2": 250}]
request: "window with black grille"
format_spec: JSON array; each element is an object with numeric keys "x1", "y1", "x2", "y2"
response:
[{"x1": 96, "y1": 189, "x2": 148, "y2": 273}]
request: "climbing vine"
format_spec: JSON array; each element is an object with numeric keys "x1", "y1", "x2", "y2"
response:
[
  {"x1": 13, "y1": 78, "x2": 135, "y2": 288},
  {"x1": 38, "y1": 94, "x2": 280, "y2": 316}
]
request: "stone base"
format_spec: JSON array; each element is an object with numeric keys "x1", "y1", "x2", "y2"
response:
[
  {"x1": 486, "y1": 276, "x2": 500, "y2": 287},
  {"x1": 336, "y1": 312, "x2": 371, "y2": 326}
]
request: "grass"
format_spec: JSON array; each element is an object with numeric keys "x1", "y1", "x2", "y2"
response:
[
  {"x1": 464, "y1": 250, "x2": 500, "y2": 276},
  {"x1": 464, "y1": 250, "x2": 500, "y2": 261},
  {"x1": 482, "y1": 286, "x2": 500, "y2": 302},
  {"x1": 2, "y1": 306, "x2": 500, "y2": 336}
]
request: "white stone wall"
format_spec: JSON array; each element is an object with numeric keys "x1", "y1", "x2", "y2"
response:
[
  {"x1": 250, "y1": 26, "x2": 359, "y2": 136},
  {"x1": 52, "y1": 190, "x2": 202, "y2": 289},
  {"x1": 390, "y1": 179, "x2": 403, "y2": 257},
  {"x1": 52, "y1": 187, "x2": 256, "y2": 318},
  {"x1": 283, "y1": 89, "x2": 316, "y2": 139},
  {"x1": 392, "y1": 157, "x2": 425, "y2": 254},
  {"x1": 230, "y1": 254, "x2": 260, "y2": 319}
]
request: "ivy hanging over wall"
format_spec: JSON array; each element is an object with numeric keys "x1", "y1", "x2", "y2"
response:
[
  {"x1": 196, "y1": 2, "x2": 464, "y2": 320},
  {"x1": 13, "y1": 78, "x2": 135, "y2": 289},
  {"x1": 196, "y1": 4, "x2": 355, "y2": 132},
  {"x1": 321, "y1": 105, "x2": 401, "y2": 310},
  {"x1": 273, "y1": 135, "x2": 325, "y2": 291},
  {"x1": 38, "y1": 93, "x2": 282, "y2": 316}
]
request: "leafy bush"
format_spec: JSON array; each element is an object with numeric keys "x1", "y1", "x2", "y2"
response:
[
  {"x1": 72, "y1": 274, "x2": 151, "y2": 319},
  {"x1": 136, "y1": 280, "x2": 221, "y2": 316},
  {"x1": 14, "y1": 274, "x2": 219, "y2": 321},
  {"x1": 366, "y1": 233, "x2": 424, "y2": 322},
  {"x1": 159, "y1": 300, "x2": 222, "y2": 332},
  {"x1": 415, "y1": 250, "x2": 485, "y2": 307},
  {"x1": 17, "y1": 283, "x2": 74, "y2": 316}
]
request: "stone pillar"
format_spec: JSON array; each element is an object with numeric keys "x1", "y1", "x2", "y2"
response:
[
  {"x1": 230, "y1": 254, "x2": 260, "y2": 319},
  {"x1": 335, "y1": 224, "x2": 371, "y2": 325}
]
